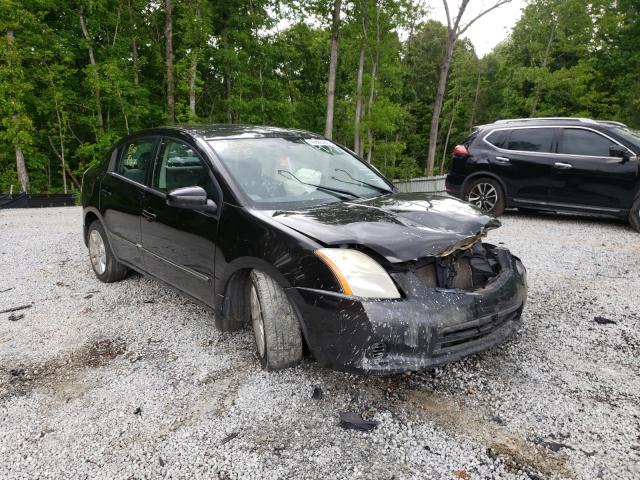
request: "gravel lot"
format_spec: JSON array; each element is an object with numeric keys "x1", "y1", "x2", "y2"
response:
[{"x1": 1, "y1": 206, "x2": 639, "y2": 479}]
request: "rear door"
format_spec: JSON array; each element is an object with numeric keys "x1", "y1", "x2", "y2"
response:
[
  {"x1": 549, "y1": 127, "x2": 638, "y2": 210},
  {"x1": 100, "y1": 136, "x2": 158, "y2": 267},
  {"x1": 140, "y1": 137, "x2": 222, "y2": 306},
  {"x1": 484, "y1": 127, "x2": 558, "y2": 203}
]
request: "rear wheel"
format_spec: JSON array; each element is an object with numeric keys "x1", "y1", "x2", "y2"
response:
[
  {"x1": 629, "y1": 196, "x2": 640, "y2": 232},
  {"x1": 465, "y1": 177, "x2": 506, "y2": 216},
  {"x1": 87, "y1": 220, "x2": 128, "y2": 283},
  {"x1": 249, "y1": 270, "x2": 303, "y2": 370}
]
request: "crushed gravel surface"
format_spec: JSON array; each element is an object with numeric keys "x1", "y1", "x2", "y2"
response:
[{"x1": 1, "y1": 207, "x2": 639, "y2": 479}]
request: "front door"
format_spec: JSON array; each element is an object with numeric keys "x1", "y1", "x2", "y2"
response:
[
  {"x1": 100, "y1": 137, "x2": 157, "y2": 267},
  {"x1": 549, "y1": 127, "x2": 638, "y2": 211},
  {"x1": 140, "y1": 137, "x2": 221, "y2": 306}
]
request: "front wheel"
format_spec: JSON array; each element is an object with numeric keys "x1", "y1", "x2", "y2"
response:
[
  {"x1": 465, "y1": 177, "x2": 506, "y2": 216},
  {"x1": 249, "y1": 270, "x2": 303, "y2": 370},
  {"x1": 87, "y1": 220, "x2": 128, "y2": 283},
  {"x1": 629, "y1": 196, "x2": 640, "y2": 232}
]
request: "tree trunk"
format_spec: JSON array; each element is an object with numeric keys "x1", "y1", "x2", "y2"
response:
[
  {"x1": 353, "y1": 5, "x2": 368, "y2": 156},
  {"x1": 531, "y1": 21, "x2": 556, "y2": 115},
  {"x1": 441, "y1": 94, "x2": 460, "y2": 173},
  {"x1": 365, "y1": 1, "x2": 380, "y2": 163},
  {"x1": 324, "y1": 0, "x2": 342, "y2": 139},
  {"x1": 15, "y1": 146, "x2": 29, "y2": 193},
  {"x1": 128, "y1": 0, "x2": 140, "y2": 85},
  {"x1": 164, "y1": 0, "x2": 175, "y2": 122},
  {"x1": 188, "y1": 0, "x2": 201, "y2": 118},
  {"x1": 353, "y1": 45, "x2": 366, "y2": 156},
  {"x1": 79, "y1": 9, "x2": 104, "y2": 134},
  {"x1": 468, "y1": 64, "x2": 481, "y2": 130},
  {"x1": 425, "y1": 32, "x2": 456, "y2": 176}
]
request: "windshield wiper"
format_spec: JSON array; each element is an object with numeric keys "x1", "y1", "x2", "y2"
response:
[
  {"x1": 332, "y1": 168, "x2": 394, "y2": 194},
  {"x1": 277, "y1": 170, "x2": 361, "y2": 200}
]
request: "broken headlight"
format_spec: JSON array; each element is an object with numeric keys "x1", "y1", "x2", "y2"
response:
[{"x1": 315, "y1": 248, "x2": 401, "y2": 299}]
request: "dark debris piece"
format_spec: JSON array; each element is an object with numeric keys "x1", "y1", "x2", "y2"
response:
[
  {"x1": 133, "y1": 407, "x2": 142, "y2": 416},
  {"x1": 533, "y1": 437, "x2": 574, "y2": 452},
  {"x1": 220, "y1": 432, "x2": 239, "y2": 445},
  {"x1": 594, "y1": 316, "x2": 617, "y2": 325},
  {"x1": 1, "y1": 304, "x2": 32, "y2": 314},
  {"x1": 8, "y1": 313, "x2": 24, "y2": 322},
  {"x1": 338, "y1": 411, "x2": 379, "y2": 432},
  {"x1": 311, "y1": 386, "x2": 323, "y2": 400}
]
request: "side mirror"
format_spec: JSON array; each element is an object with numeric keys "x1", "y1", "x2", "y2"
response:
[
  {"x1": 609, "y1": 145, "x2": 631, "y2": 161},
  {"x1": 166, "y1": 186, "x2": 217, "y2": 213}
]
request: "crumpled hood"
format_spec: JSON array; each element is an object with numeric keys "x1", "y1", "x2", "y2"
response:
[{"x1": 268, "y1": 193, "x2": 501, "y2": 263}]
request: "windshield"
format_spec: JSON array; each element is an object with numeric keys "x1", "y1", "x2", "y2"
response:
[
  {"x1": 612, "y1": 126, "x2": 640, "y2": 148},
  {"x1": 209, "y1": 137, "x2": 392, "y2": 208}
]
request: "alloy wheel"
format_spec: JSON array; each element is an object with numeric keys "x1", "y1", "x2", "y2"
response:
[
  {"x1": 88, "y1": 229, "x2": 107, "y2": 275},
  {"x1": 468, "y1": 182, "x2": 498, "y2": 212},
  {"x1": 249, "y1": 283, "x2": 266, "y2": 357}
]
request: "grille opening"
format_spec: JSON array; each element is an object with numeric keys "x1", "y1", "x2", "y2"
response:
[
  {"x1": 369, "y1": 342, "x2": 388, "y2": 360},
  {"x1": 415, "y1": 244, "x2": 500, "y2": 291}
]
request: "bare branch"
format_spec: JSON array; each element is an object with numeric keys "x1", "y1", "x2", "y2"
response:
[
  {"x1": 459, "y1": 0, "x2": 512, "y2": 36},
  {"x1": 452, "y1": 0, "x2": 471, "y2": 33},
  {"x1": 442, "y1": 0, "x2": 452, "y2": 30}
]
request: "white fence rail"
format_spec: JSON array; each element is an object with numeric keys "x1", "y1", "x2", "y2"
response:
[{"x1": 392, "y1": 175, "x2": 447, "y2": 194}]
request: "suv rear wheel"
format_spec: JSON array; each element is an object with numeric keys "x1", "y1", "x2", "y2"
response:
[
  {"x1": 249, "y1": 270, "x2": 303, "y2": 370},
  {"x1": 465, "y1": 177, "x2": 506, "y2": 216},
  {"x1": 630, "y1": 196, "x2": 640, "y2": 232}
]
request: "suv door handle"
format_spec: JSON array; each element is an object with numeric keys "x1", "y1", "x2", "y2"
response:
[
  {"x1": 554, "y1": 162, "x2": 573, "y2": 170},
  {"x1": 495, "y1": 156, "x2": 510, "y2": 163},
  {"x1": 101, "y1": 187, "x2": 112, "y2": 197},
  {"x1": 142, "y1": 209, "x2": 157, "y2": 222}
]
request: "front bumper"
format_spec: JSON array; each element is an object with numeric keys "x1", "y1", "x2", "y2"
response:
[{"x1": 289, "y1": 247, "x2": 527, "y2": 374}]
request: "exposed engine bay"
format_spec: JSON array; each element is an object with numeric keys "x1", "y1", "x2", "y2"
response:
[{"x1": 411, "y1": 242, "x2": 501, "y2": 291}]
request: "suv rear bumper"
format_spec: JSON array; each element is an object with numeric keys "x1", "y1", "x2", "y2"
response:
[{"x1": 445, "y1": 173, "x2": 465, "y2": 199}]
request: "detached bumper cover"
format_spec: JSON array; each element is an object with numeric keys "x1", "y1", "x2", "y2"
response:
[{"x1": 290, "y1": 247, "x2": 527, "y2": 374}]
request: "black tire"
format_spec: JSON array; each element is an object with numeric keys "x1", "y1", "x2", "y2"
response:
[
  {"x1": 629, "y1": 196, "x2": 640, "y2": 233},
  {"x1": 248, "y1": 270, "x2": 303, "y2": 370},
  {"x1": 87, "y1": 220, "x2": 128, "y2": 283},
  {"x1": 465, "y1": 177, "x2": 506, "y2": 217}
]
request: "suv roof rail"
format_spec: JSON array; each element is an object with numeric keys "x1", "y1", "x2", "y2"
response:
[
  {"x1": 596, "y1": 120, "x2": 628, "y2": 128},
  {"x1": 493, "y1": 117, "x2": 597, "y2": 125}
]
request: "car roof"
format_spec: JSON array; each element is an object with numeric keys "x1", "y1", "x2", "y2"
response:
[
  {"x1": 133, "y1": 124, "x2": 323, "y2": 141},
  {"x1": 474, "y1": 117, "x2": 625, "y2": 131}
]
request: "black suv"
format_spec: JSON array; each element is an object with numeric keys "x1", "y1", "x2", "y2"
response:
[{"x1": 445, "y1": 118, "x2": 640, "y2": 231}]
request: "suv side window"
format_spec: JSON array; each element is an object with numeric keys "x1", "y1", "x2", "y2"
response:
[
  {"x1": 117, "y1": 138, "x2": 156, "y2": 185},
  {"x1": 559, "y1": 128, "x2": 612, "y2": 157},
  {"x1": 153, "y1": 139, "x2": 219, "y2": 202},
  {"x1": 507, "y1": 128, "x2": 554, "y2": 152},
  {"x1": 486, "y1": 130, "x2": 508, "y2": 149}
]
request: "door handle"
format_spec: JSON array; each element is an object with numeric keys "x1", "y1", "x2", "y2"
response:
[
  {"x1": 495, "y1": 156, "x2": 510, "y2": 163},
  {"x1": 142, "y1": 209, "x2": 157, "y2": 222},
  {"x1": 101, "y1": 187, "x2": 112, "y2": 197},
  {"x1": 554, "y1": 162, "x2": 573, "y2": 170}
]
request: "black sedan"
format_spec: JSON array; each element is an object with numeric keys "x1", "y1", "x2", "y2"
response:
[{"x1": 81, "y1": 125, "x2": 527, "y2": 374}]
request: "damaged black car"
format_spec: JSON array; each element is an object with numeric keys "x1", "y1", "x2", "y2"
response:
[{"x1": 81, "y1": 125, "x2": 527, "y2": 374}]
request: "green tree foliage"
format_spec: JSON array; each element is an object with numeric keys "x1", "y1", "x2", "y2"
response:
[{"x1": 0, "y1": 0, "x2": 637, "y2": 193}]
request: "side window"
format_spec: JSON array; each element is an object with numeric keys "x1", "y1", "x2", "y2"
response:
[
  {"x1": 485, "y1": 130, "x2": 508, "y2": 149},
  {"x1": 117, "y1": 138, "x2": 156, "y2": 184},
  {"x1": 559, "y1": 129, "x2": 613, "y2": 157},
  {"x1": 153, "y1": 139, "x2": 218, "y2": 201},
  {"x1": 507, "y1": 128, "x2": 554, "y2": 152}
]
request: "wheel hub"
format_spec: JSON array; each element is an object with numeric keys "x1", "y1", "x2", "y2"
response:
[
  {"x1": 468, "y1": 183, "x2": 498, "y2": 212},
  {"x1": 88, "y1": 230, "x2": 107, "y2": 275}
]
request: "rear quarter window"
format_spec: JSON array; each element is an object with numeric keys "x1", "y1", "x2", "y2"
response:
[{"x1": 485, "y1": 130, "x2": 508, "y2": 149}]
